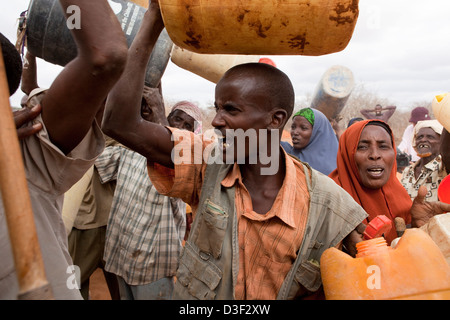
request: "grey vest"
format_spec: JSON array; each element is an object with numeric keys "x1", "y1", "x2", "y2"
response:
[{"x1": 173, "y1": 160, "x2": 367, "y2": 300}]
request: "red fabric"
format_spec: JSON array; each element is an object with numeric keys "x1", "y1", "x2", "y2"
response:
[{"x1": 329, "y1": 120, "x2": 412, "y2": 243}]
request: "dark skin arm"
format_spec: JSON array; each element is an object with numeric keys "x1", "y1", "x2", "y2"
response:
[
  {"x1": 40, "y1": 0, "x2": 127, "y2": 155},
  {"x1": 380, "y1": 106, "x2": 396, "y2": 121},
  {"x1": 20, "y1": 51, "x2": 39, "y2": 95},
  {"x1": 360, "y1": 106, "x2": 396, "y2": 122},
  {"x1": 410, "y1": 185, "x2": 450, "y2": 227},
  {"x1": 440, "y1": 127, "x2": 450, "y2": 172},
  {"x1": 330, "y1": 117, "x2": 344, "y2": 140},
  {"x1": 342, "y1": 223, "x2": 365, "y2": 257},
  {"x1": 142, "y1": 85, "x2": 169, "y2": 126},
  {"x1": 102, "y1": 1, "x2": 174, "y2": 167},
  {"x1": 359, "y1": 109, "x2": 373, "y2": 119}
]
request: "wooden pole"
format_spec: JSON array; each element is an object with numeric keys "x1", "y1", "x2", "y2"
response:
[{"x1": 0, "y1": 46, "x2": 53, "y2": 299}]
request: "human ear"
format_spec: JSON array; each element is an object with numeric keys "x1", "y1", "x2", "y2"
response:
[{"x1": 268, "y1": 109, "x2": 288, "y2": 130}]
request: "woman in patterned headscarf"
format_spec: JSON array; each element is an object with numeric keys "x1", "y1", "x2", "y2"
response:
[
  {"x1": 168, "y1": 101, "x2": 203, "y2": 135},
  {"x1": 281, "y1": 107, "x2": 339, "y2": 175}
]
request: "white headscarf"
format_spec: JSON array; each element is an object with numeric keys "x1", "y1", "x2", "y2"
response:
[{"x1": 412, "y1": 119, "x2": 443, "y2": 147}]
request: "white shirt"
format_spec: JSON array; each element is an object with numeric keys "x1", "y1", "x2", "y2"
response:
[{"x1": 398, "y1": 124, "x2": 419, "y2": 162}]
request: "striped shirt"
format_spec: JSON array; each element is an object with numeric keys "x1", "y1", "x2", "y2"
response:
[
  {"x1": 148, "y1": 128, "x2": 310, "y2": 299},
  {"x1": 96, "y1": 146, "x2": 186, "y2": 285}
]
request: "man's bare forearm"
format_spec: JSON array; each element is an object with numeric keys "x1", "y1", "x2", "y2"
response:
[
  {"x1": 40, "y1": 0, "x2": 128, "y2": 154},
  {"x1": 21, "y1": 51, "x2": 38, "y2": 95},
  {"x1": 105, "y1": 8, "x2": 164, "y2": 127},
  {"x1": 102, "y1": 5, "x2": 174, "y2": 166}
]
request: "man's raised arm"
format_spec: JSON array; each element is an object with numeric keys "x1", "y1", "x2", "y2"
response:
[
  {"x1": 102, "y1": 1, "x2": 175, "y2": 168},
  {"x1": 40, "y1": 0, "x2": 128, "y2": 155}
]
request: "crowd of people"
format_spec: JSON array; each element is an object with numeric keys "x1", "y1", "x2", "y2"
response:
[{"x1": 0, "y1": 0, "x2": 449, "y2": 300}]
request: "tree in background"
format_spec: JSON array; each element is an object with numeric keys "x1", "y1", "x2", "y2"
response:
[{"x1": 163, "y1": 83, "x2": 433, "y2": 147}]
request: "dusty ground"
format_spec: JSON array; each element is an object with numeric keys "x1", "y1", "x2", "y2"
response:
[{"x1": 89, "y1": 268, "x2": 112, "y2": 300}]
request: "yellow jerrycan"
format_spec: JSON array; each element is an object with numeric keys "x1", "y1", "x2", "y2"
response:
[
  {"x1": 432, "y1": 93, "x2": 450, "y2": 133},
  {"x1": 420, "y1": 213, "x2": 450, "y2": 266},
  {"x1": 320, "y1": 228, "x2": 450, "y2": 300},
  {"x1": 158, "y1": 0, "x2": 360, "y2": 55},
  {"x1": 170, "y1": 45, "x2": 260, "y2": 83},
  {"x1": 130, "y1": 0, "x2": 149, "y2": 7}
]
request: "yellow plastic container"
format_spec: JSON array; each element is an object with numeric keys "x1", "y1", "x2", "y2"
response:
[
  {"x1": 170, "y1": 45, "x2": 260, "y2": 83},
  {"x1": 320, "y1": 228, "x2": 450, "y2": 300},
  {"x1": 159, "y1": 0, "x2": 360, "y2": 55},
  {"x1": 421, "y1": 213, "x2": 450, "y2": 266},
  {"x1": 130, "y1": 0, "x2": 148, "y2": 7},
  {"x1": 432, "y1": 93, "x2": 450, "y2": 133}
]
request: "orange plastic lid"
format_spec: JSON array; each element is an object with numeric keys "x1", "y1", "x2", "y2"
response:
[
  {"x1": 363, "y1": 215, "x2": 392, "y2": 240},
  {"x1": 259, "y1": 57, "x2": 277, "y2": 67},
  {"x1": 438, "y1": 175, "x2": 450, "y2": 204}
]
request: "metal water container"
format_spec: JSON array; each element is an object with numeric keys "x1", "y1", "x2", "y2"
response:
[
  {"x1": 25, "y1": 0, "x2": 173, "y2": 88},
  {"x1": 310, "y1": 65, "x2": 355, "y2": 121}
]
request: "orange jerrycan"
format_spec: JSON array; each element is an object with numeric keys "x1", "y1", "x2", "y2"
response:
[
  {"x1": 320, "y1": 228, "x2": 450, "y2": 300},
  {"x1": 158, "y1": 0, "x2": 360, "y2": 55}
]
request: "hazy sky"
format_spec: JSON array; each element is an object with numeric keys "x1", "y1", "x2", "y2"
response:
[{"x1": 2, "y1": 0, "x2": 450, "y2": 112}]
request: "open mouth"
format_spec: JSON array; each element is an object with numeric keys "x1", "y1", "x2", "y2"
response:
[
  {"x1": 367, "y1": 166, "x2": 384, "y2": 177},
  {"x1": 216, "y1": 132, "x2": 231, "y2": 150},
  {"x1": 141, "y1": 98, "x2": 151, "y2": 118},
  {"x1": 416, "y1": 143, "x2": 432, "y2": 157},
  {"x1": 141, "y1": 104, "x2": 152, "y2": 119},
  {"x1": 416, "y1": 144, "x2": 432, "y2": 157},
  {"x1": 417, "y1": 143, "x2": 430, "y2": 150},
  {"x1": 219, "y1": 136, "x2": 231, "y2": 149}
]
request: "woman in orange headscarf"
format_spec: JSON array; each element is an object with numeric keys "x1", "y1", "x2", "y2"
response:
[{"x1": 329, "y1": 120, "x2": 411, "y2": 244}]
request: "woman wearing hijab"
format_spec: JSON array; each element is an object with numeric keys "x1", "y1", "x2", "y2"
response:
[
  {"x1": 168, "y1": 101, "x2": 203, "y2": 134},
  {"x1": 329, "y1": 119, "x2": 450, "y2": 244},
  {"x1": 281, "y1": 108, "x2": 339, "y2": 175}
]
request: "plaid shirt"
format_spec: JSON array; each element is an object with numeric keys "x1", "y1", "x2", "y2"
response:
[
  {"x1": 401, "y1": 155, "x2": 447, "y2": 202},
  {"x1": 96, "y1": 146, "x2": 186, "y2": 285}
]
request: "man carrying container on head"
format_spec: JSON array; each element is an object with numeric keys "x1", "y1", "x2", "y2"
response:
[{"x1": 101, "y1": 0, "x2": 368, "y2": 300}]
